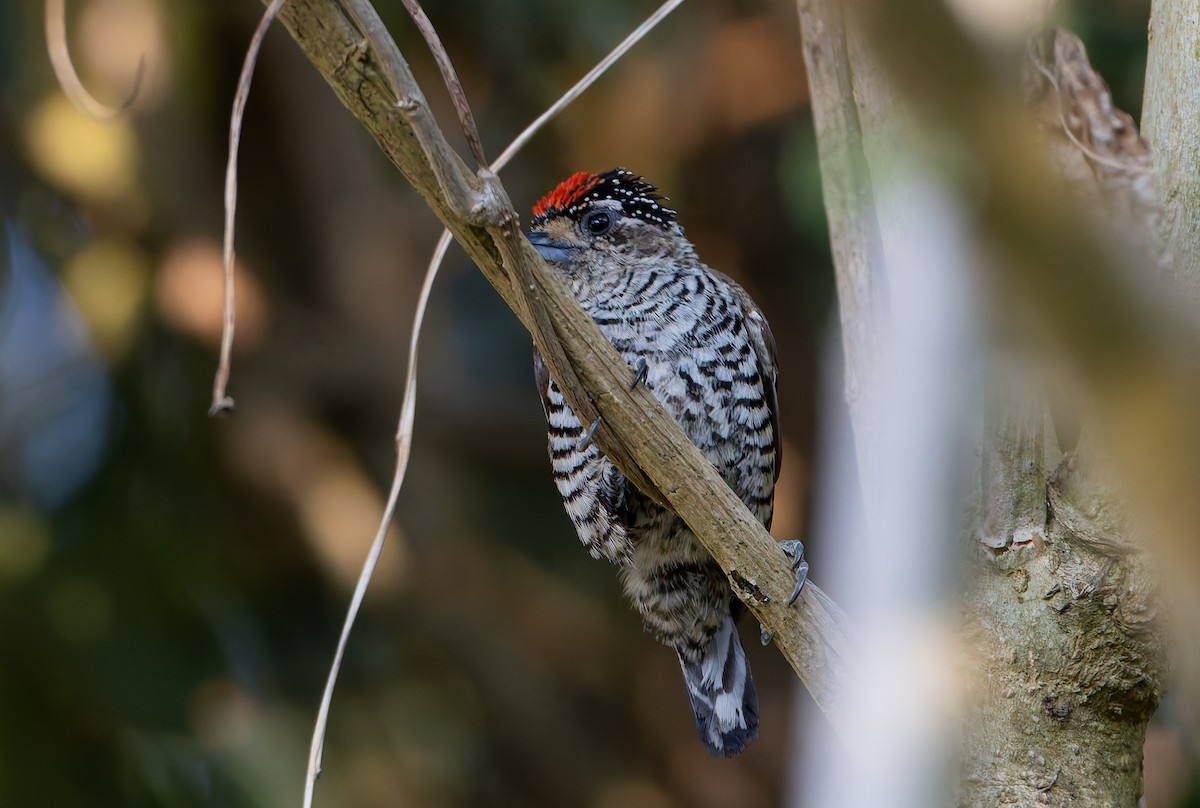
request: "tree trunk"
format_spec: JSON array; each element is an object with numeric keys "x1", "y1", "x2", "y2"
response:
[
  {"x1": 796, "y1": 3, "x2": 1169, "y2": 804},
  {"x1": 963, "y1": 408, "x2": 1164, "y2": 805},
  {"x1": 957, "y1": 31, "x2": 1169, "y2": 805}
]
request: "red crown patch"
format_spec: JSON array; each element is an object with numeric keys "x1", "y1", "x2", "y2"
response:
[
  {"x1": 532, "y1": 172, "x2": 602, "y2": 219},
  {"x1": 531, "y1": 169, "x2": 676, "y2": 228}
]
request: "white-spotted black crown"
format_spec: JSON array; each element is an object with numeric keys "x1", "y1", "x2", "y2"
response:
[{"x1": 531, "y1": 168, "x2": 678, "y2": 228}]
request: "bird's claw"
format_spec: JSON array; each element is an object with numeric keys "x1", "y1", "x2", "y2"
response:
[
  {"x1": 576, "y1": 416, "x2": 602, "y2": 450},
  {"x1": 780, "y1": 539, "x2": 810, "y2": 606},
  {"x1": 630, "y1": 358, "x2": 649, "y2": 390},
  {"x1": 760, "y1": 539, "x2": 810, "y2": 646},
  {"x1": 576, "y1": 359, "x2": 644, "y2": 451}
]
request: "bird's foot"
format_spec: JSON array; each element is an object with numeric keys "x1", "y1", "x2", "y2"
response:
[
  {"x1": 579, "y1": 360, "x2": 645, "y2": 450},
  {"x1": 629, "y1": 358, "x2": 649, "y2": 390},
  {"x1": 576, "y1": 416, "x2": 602, "y2": 450},
  {"x1": 780, "y1": 539, "x2": 810, "y2": 605},
  {"x1": 760, "y1": 539, "x2": 810, "y2": 646}
]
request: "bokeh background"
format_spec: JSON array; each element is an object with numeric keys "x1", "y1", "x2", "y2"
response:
[{"x1": 0, "y1": 0, "x2": 1185, "y2": 806}]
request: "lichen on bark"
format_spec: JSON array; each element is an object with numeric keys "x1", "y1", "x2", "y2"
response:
[{"x1": 963, "y1": 443, "x2": 1165, "y2": 806}]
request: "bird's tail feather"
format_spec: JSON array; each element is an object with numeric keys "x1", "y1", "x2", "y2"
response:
[{"x1": 678, "y1": 615, "x2": 759, "y2": 757}]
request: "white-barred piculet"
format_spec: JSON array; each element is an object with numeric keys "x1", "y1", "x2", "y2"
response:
[{"x1": 528, "y1": 169, "x2": 804, "y2": 757}]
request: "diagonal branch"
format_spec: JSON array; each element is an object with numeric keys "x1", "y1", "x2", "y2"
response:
[
  {"x1": 394, "y1": 0, "x2": 487, "y2": 169},
  {"x1": 301, "y1": 6, "x2": 690, "y2": 800},
  {"x1": 269, "y1": 0, "x2": 853, "y2": 735},
  {"x1": 338, "y1": 0, "x2": 486, "y2": 220}
]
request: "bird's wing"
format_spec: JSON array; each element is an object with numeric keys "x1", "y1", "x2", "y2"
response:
[
  {"x1": 533, "y1": 347, "x2": 633, "y2": 564},
  {"x1": 711, "y1": 272, "x2": 782, "y2": 481}
]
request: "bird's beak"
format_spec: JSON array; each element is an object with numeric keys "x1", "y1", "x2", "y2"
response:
[{"x1": 527, "y1": 230, "x2": 574, "y2": 265}]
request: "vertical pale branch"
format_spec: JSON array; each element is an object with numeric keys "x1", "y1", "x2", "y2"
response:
[
  {"x1": 1141, "y1": 0, "x2": 1200, "y2": 734},
  {"x1": 1143, "y1": 0, "x2": 1200, "y2": 291},
  {"x1": 796, "y1": 4, "x2": 973, "y2": 808},
  {"x1": 794, "y1": 0, "x2": 886, "y2": 472}
]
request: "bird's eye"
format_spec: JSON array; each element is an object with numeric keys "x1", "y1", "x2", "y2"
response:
[{"x1": 584, "y1": 210, "x2": 613, "y2": 236}]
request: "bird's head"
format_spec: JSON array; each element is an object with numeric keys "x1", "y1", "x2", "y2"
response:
[{"x1": 527, "y1": 169, "x2": 685, "y2": 276}]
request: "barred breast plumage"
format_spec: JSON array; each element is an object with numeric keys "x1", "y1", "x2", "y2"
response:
[{"x1": 528, "y1": 169, "x2": 780, "y2": 756}]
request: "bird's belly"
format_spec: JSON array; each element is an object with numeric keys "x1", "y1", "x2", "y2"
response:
[{"x1": 628, "y1": 350, "x2": 772, "y2": 506}]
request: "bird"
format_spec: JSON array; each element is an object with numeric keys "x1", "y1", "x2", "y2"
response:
[{"x1": 526, "y1": 168, "x2": 806, "y2": 757}]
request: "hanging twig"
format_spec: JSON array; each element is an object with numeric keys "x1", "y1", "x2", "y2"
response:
[
  {"x1": 302, "y1": 230, "x2": 448, "y2": 808},
  {"x1": 211, "y1": 0, "x2": 289, "y2": 415},
  {"x1": 45, "y1": 0, "x2": 145, "y2": 120}
]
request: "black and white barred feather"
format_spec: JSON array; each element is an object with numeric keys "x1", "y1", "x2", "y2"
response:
[{"x1": 530, "y1": 169, "x2": 780, "y2": 756}]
